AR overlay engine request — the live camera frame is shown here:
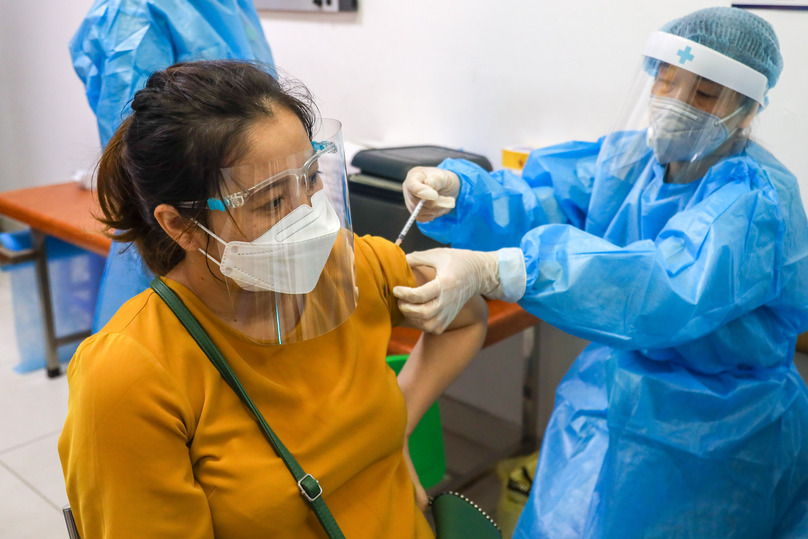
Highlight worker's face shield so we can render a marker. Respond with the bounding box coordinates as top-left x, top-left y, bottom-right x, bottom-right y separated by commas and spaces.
197, 118, 357, 344
596, 32, 765, 184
